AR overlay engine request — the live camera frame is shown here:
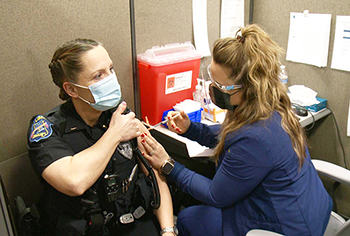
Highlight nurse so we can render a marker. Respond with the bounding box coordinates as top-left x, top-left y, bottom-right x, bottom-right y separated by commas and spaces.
140, 24, 332, 236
